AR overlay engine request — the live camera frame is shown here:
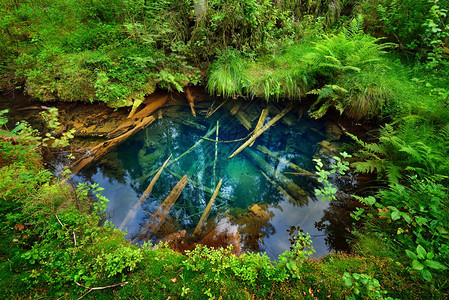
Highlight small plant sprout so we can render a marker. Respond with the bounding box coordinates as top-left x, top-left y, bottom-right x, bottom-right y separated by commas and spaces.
314, 152, 351, 201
